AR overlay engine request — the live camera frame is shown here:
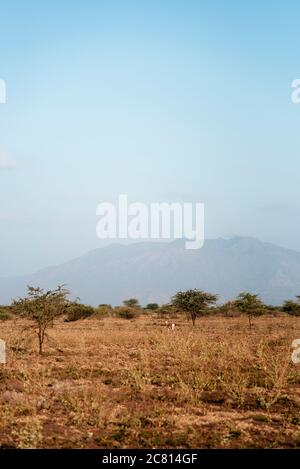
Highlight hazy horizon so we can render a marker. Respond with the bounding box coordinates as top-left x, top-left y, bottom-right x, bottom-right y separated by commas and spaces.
1, 234, 300, 279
